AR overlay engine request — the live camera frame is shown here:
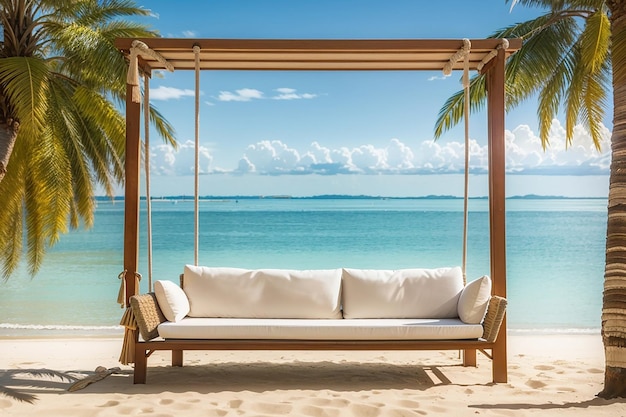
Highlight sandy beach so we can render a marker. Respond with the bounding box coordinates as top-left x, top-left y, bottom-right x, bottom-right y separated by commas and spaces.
1, 334, 625, 416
